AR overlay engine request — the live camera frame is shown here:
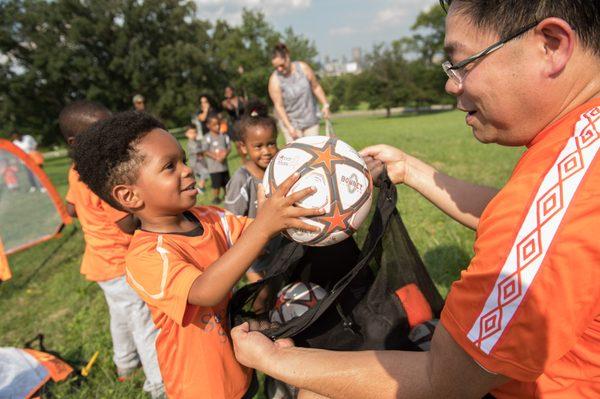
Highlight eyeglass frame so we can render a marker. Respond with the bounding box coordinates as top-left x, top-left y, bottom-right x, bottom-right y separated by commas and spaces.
442, 21, 540, 85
